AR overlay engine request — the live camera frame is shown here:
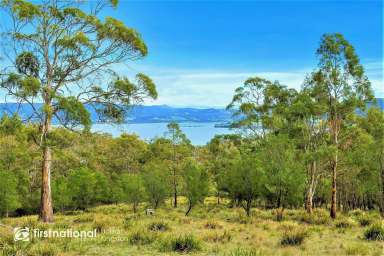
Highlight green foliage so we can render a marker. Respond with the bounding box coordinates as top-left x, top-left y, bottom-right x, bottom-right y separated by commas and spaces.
97, 17, 147, 56
52, 177, 71, 211
142, 160, 169, 208
68, 167, 97, 208
0, 170, 20, 216
223, 152, 263, 216
56, 96, 91, 131
261, 134, 305, 209
0, 114, 23, 135
65, 167, 109, 209
183, 158, 209, 215
15, 51, 39, 77
120, 173, 146, 213
364, 224, 384, 241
